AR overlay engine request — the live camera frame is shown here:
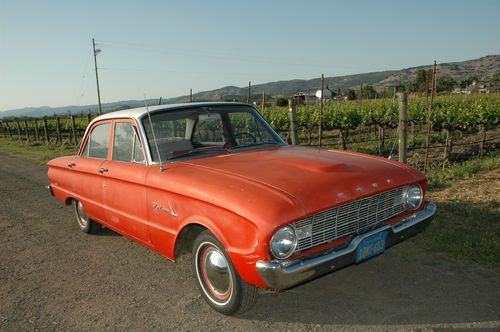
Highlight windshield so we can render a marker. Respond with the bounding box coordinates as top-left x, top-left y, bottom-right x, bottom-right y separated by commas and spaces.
142, 105, 284, 162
